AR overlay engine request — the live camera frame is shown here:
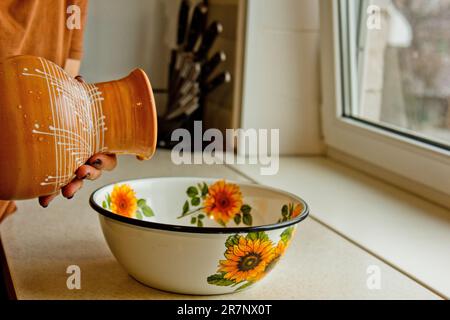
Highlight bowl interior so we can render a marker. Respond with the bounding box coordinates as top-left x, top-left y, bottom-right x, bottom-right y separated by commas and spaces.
91, 177, 307, 229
